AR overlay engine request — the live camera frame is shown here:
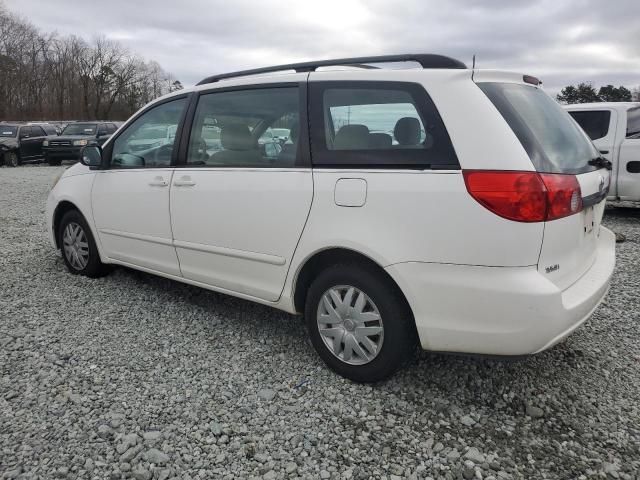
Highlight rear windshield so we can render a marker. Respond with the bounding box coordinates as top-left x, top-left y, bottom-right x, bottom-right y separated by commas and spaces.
627, 107, 640, 138
479, 83, 598, 174
0, 126, 18, 137
62, 123, 97, 136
